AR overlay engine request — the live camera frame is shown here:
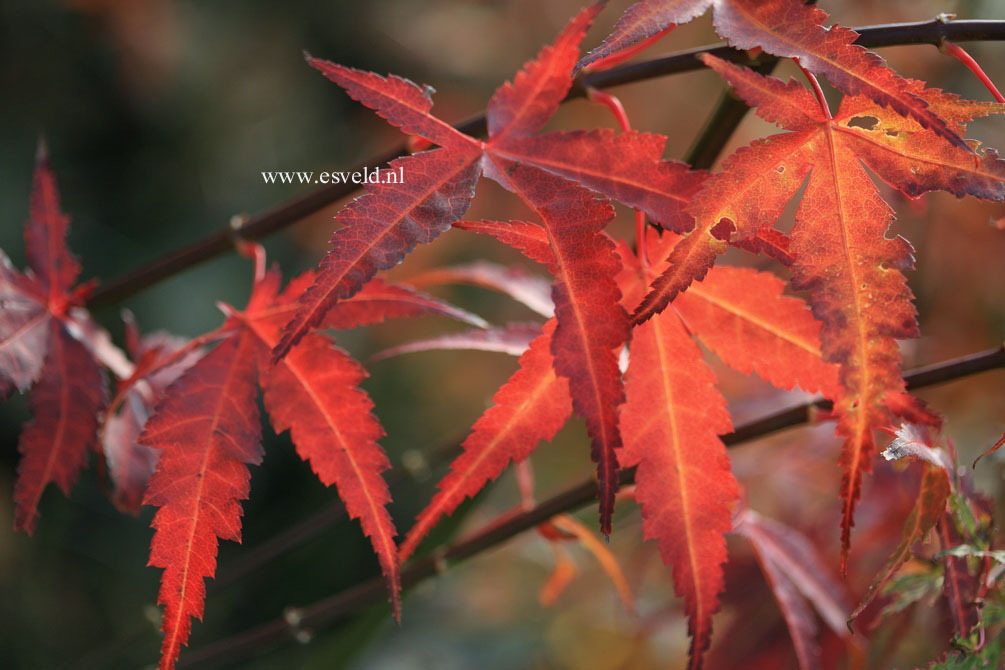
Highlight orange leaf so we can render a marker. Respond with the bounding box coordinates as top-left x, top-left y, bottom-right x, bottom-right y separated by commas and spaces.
619, 247, 738, 670
550, 513, 635, 615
